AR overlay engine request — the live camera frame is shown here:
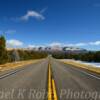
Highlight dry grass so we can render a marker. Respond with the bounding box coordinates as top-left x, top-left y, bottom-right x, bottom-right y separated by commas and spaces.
0, 60, 40, 72
62, 60, 100, 74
